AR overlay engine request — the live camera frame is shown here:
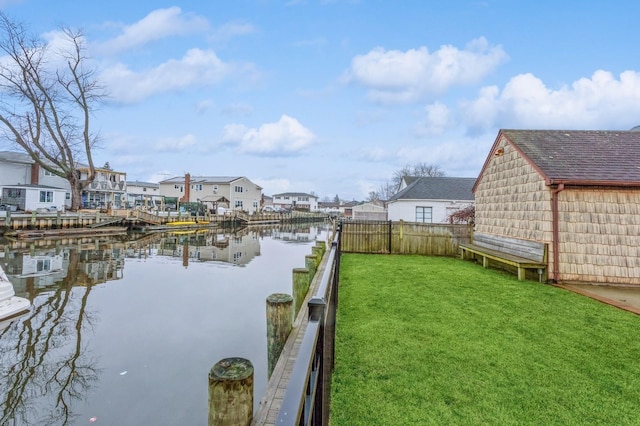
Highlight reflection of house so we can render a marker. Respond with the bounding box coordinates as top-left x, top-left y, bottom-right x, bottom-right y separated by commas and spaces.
159, 174, 262, 214
1, 247, 125, 295
273, 227, 315, 242
2, 184, 67, 211
126, 181, 162, 209
272, 192, 318, 211
157, 230, 261, 266
474, 129, 640, 285
79, 165, 127, 209
387, 177, 475, 223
